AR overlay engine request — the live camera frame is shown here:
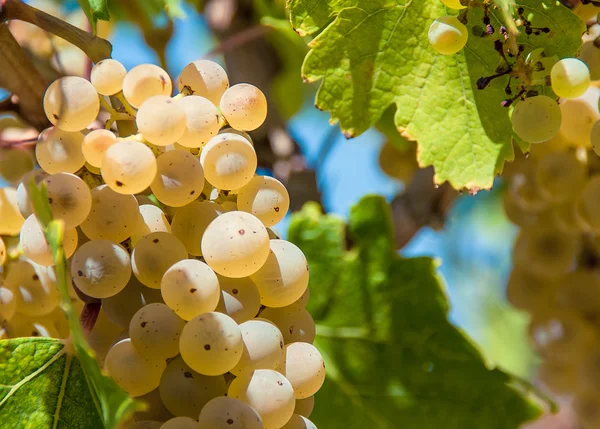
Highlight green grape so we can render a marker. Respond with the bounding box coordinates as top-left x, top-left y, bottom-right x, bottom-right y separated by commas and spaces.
428, 16, 468, 55
71, 240, 131, 299
160, 417, 200, 429
130, 204, 171, 246
577, 176, 600, 233
441, 0, 466, 9
177, 60, 229, 105
176, 95, 220, 148
228, 369, 295, 429
20, 214, 78, 266
261, 305, 316, 344
505, 266, 557, 313
580, 40, 600, 81
6, 313, 60, 338
231, 319, 285, 376
559, 87, 600, 148
551, 58, 591, 99
90, 59, 126, 96
123, 64, 172, 108
0, 186, 25, 235
511, 96, 562, 144
131, 232, 188, 289
160, 259, 220, 321
7, 260, 58, 317
529, 312, 594, 362
158, 356, 226, 418
129, 303, 185, 360
133, 388, 175, 423
0, 286, 16, 323
294, 397, 314, 419
280, 343, 325, 399
43, 173, 92, 229
215, 275, 261, 323
377, 142, 418, 183
281, 414, 317, 429
82, 129, 117, 168
179, 312, 243, 376
36, 127, 85, 174
591, 119, 600, 156
101, 140, 158, 194
220, 84, 268, 131
101, 276, 146, 329
198, 396, 263, 429
534, 151, 586, 203
200, 133, 257, 190
43, 76, 100, 132
171, 201, 220, 256
0, 148, 34, 184
150, 150, 205, 207
237, 176, 290, 227
136, 95, 186, 146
